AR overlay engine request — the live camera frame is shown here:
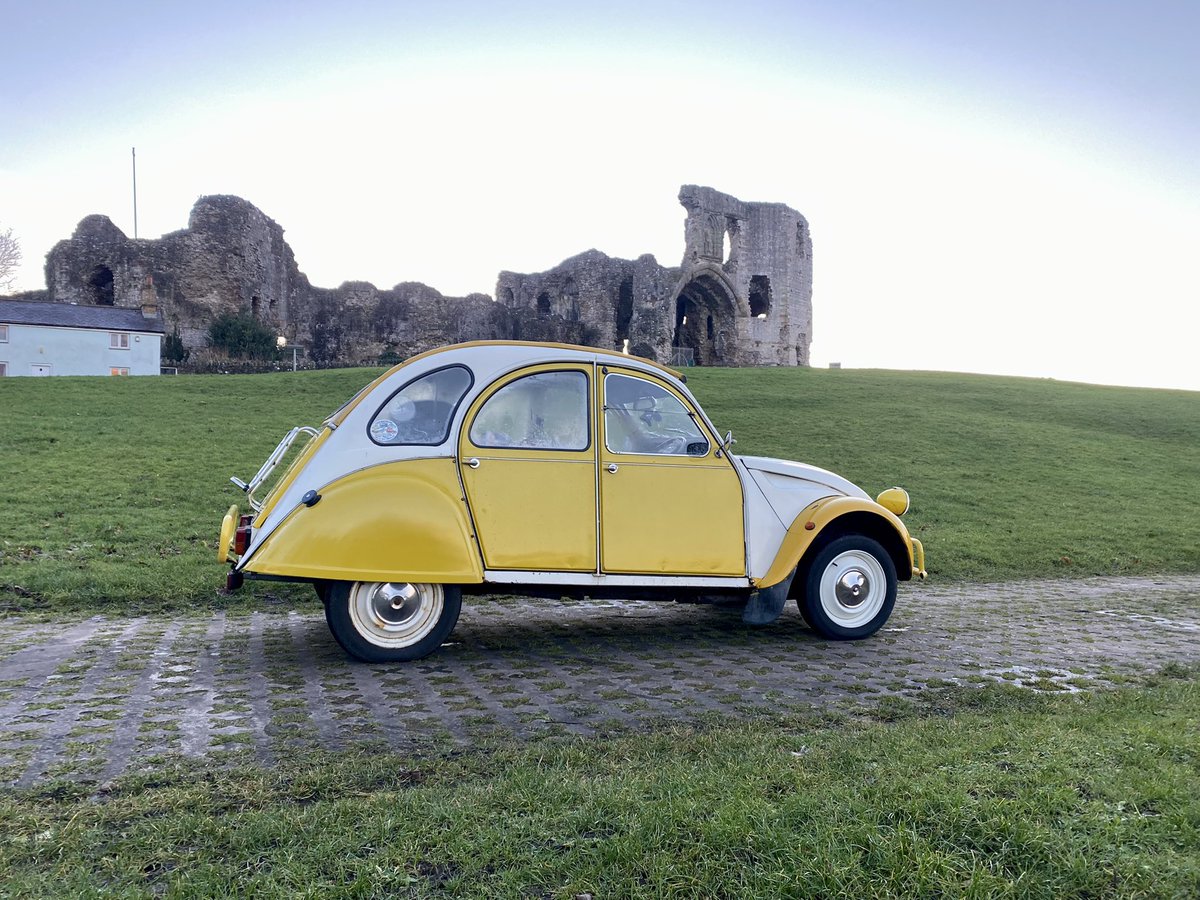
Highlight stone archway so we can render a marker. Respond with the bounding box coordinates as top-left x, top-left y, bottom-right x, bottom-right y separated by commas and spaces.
671, 272, 737, 366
